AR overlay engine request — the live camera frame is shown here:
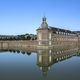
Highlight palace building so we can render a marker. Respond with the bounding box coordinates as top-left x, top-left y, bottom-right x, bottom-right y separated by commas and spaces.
37, 16, 80, 49
0, 16, 80, 50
